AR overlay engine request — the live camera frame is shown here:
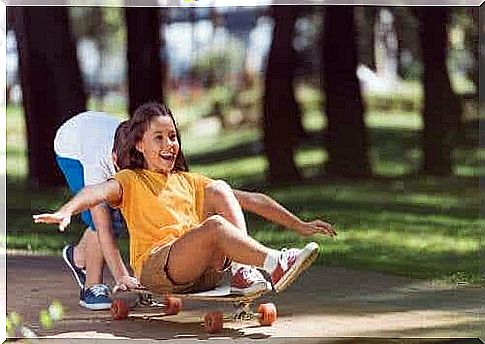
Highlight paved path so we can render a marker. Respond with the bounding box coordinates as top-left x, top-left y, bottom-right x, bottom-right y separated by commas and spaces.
6, 254, 484, 343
